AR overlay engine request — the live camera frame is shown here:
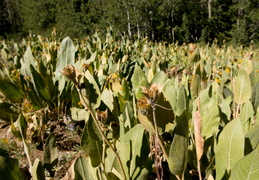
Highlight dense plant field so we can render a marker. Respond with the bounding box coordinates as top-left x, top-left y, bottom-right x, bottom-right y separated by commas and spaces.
0, 30, 259, 180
